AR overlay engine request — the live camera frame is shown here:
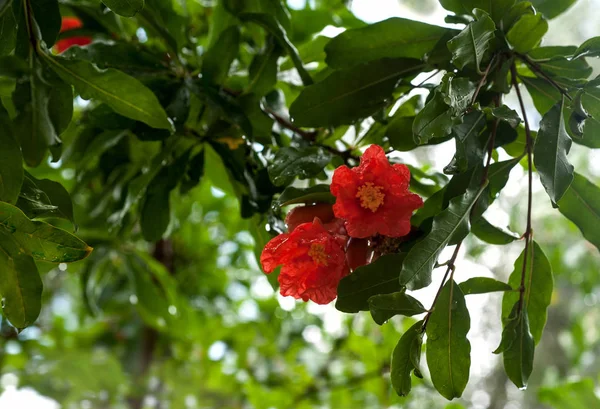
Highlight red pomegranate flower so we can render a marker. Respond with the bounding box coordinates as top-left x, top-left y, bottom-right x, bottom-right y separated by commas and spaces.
330, 145, 423, 238
285, 203, 335, 232
55, 16, 92, 54
260, 219, 349, 304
